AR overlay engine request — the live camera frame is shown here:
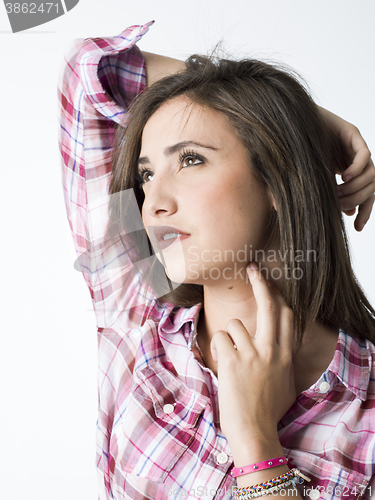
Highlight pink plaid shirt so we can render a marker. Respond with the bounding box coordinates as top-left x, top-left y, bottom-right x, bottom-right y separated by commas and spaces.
58, 22, 375, 500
